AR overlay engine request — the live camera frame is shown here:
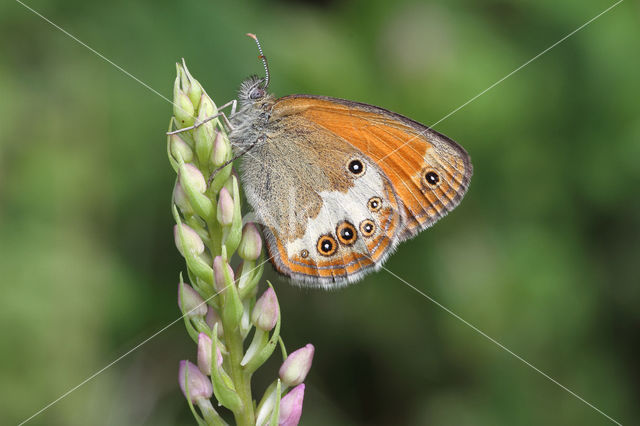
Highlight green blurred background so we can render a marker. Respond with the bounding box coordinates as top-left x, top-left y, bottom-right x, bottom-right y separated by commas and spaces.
1, 0, 639, 424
